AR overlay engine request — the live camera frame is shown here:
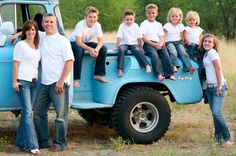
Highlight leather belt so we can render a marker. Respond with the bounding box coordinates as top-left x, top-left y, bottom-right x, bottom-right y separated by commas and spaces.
207, 82, 226, 88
